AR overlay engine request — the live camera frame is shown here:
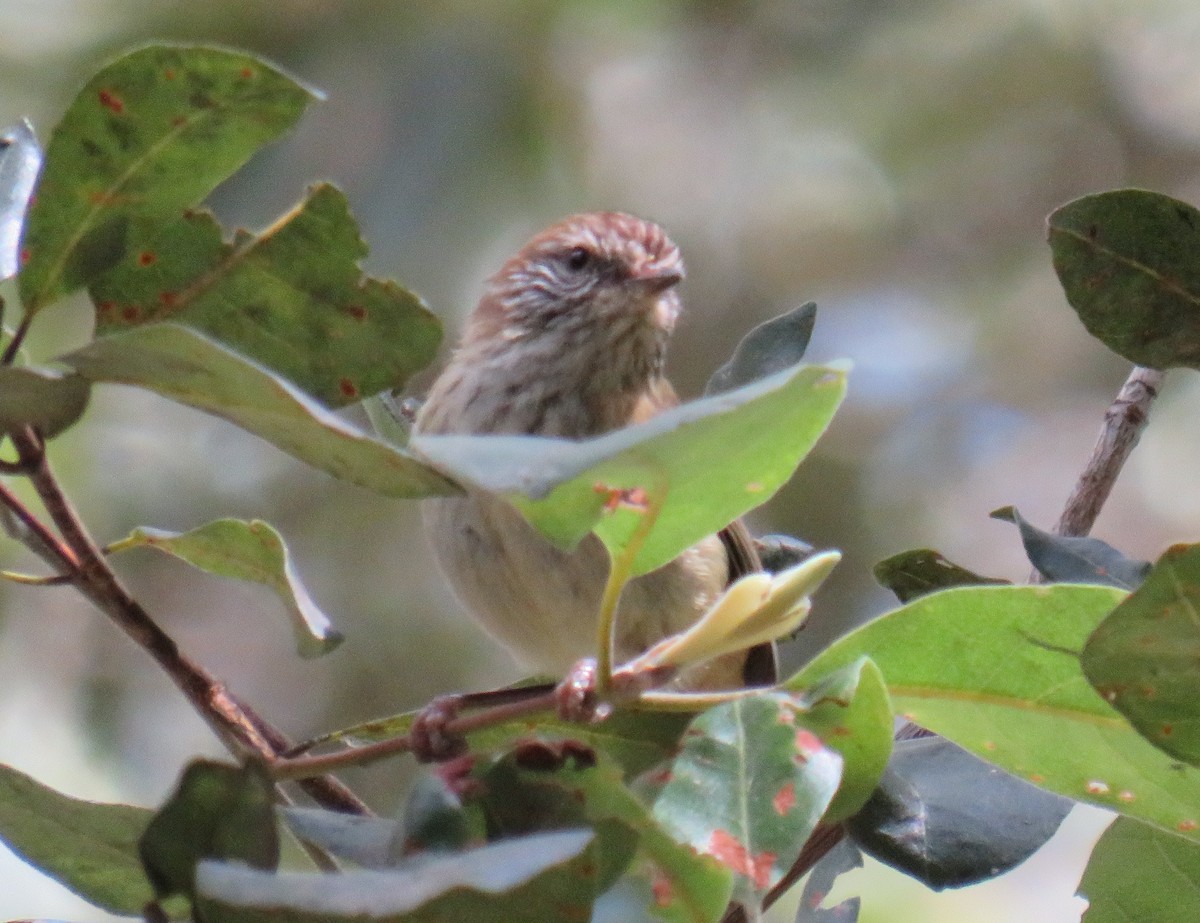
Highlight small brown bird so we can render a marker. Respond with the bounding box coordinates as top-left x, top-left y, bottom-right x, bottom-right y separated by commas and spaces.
416, 212, 773, 692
